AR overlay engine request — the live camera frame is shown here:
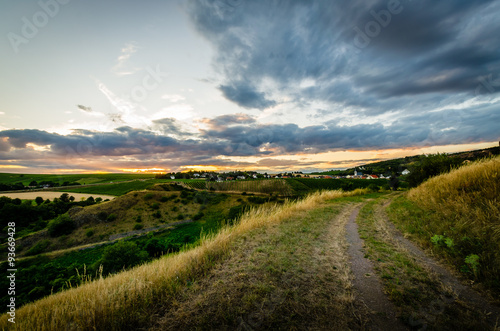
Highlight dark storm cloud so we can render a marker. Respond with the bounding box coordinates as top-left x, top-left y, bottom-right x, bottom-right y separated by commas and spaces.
185, 0, 500, 114
219, 83, 276, 110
